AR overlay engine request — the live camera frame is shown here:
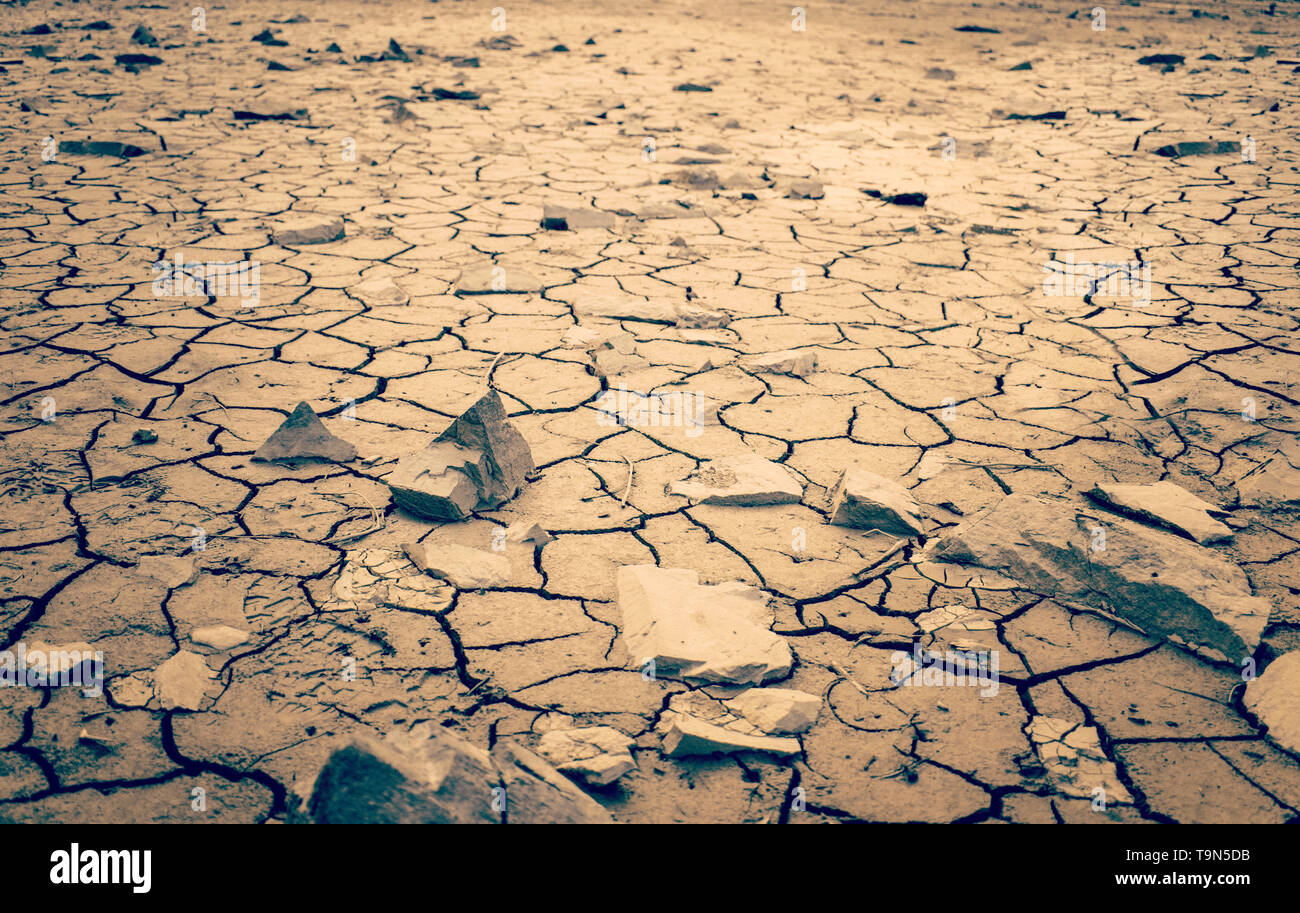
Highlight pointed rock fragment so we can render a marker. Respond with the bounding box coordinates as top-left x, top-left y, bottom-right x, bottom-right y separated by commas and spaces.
386, 389, 534, 521
787, 180, 824, 199
310, 730, 499, 824
490, 741, 614, 823
505, 521, 553, 547
253, 402, 357, 464
828, 469, 927, 536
